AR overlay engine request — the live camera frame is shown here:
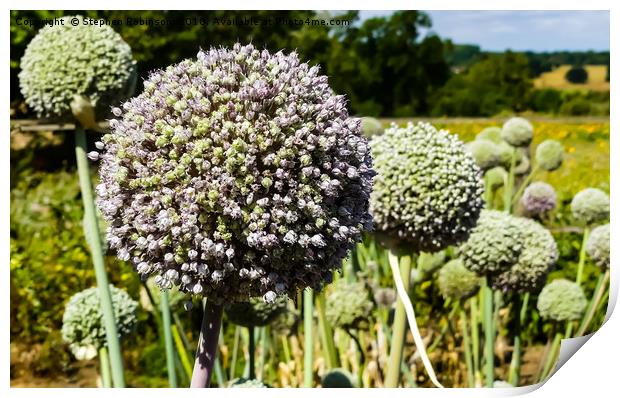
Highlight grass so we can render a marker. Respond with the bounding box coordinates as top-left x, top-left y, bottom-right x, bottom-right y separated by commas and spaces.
533, 65, 609, 92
